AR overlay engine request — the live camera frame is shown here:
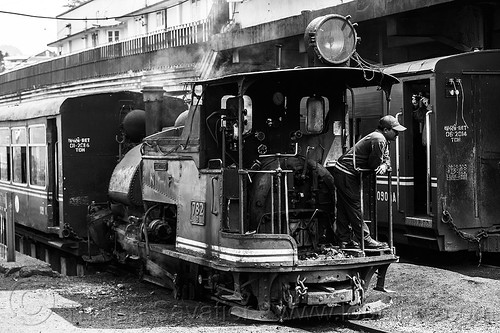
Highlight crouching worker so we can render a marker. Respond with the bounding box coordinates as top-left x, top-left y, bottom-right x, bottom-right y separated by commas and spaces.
332, 115, 406, 249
